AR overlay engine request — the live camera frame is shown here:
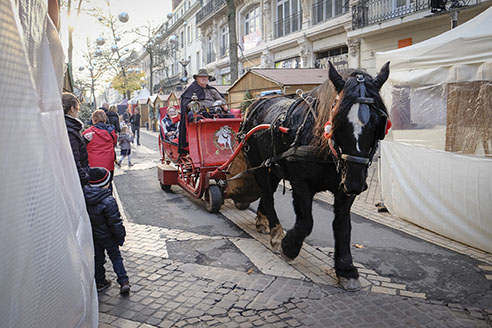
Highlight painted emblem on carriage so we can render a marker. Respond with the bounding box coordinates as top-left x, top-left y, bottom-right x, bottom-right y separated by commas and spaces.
213, 126, 236, 155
